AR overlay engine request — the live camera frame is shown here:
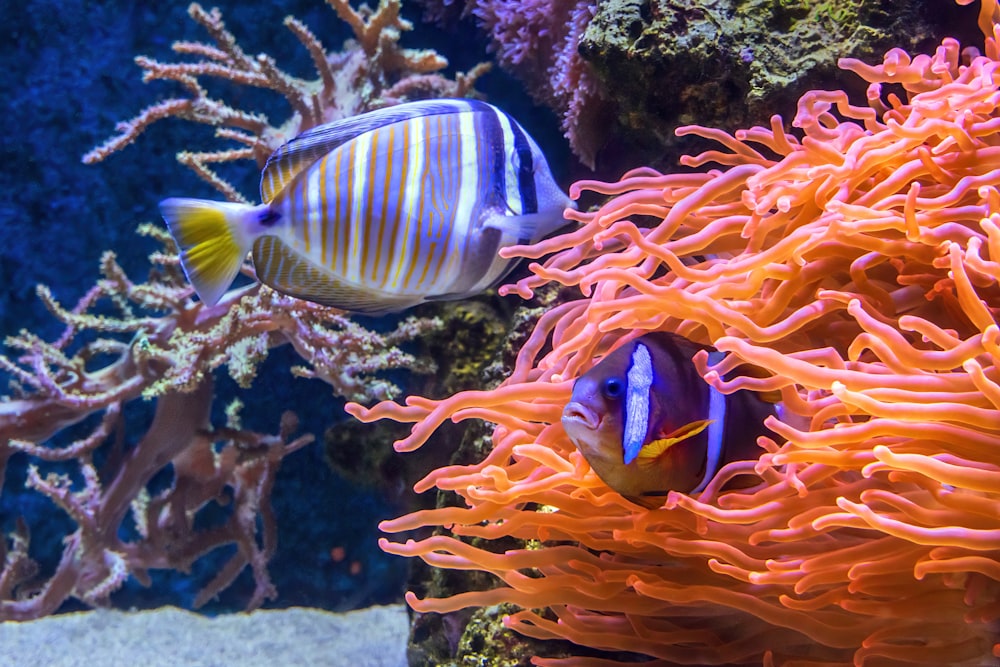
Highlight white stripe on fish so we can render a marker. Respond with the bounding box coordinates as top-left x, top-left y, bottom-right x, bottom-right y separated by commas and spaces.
160, 99, 574, 314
